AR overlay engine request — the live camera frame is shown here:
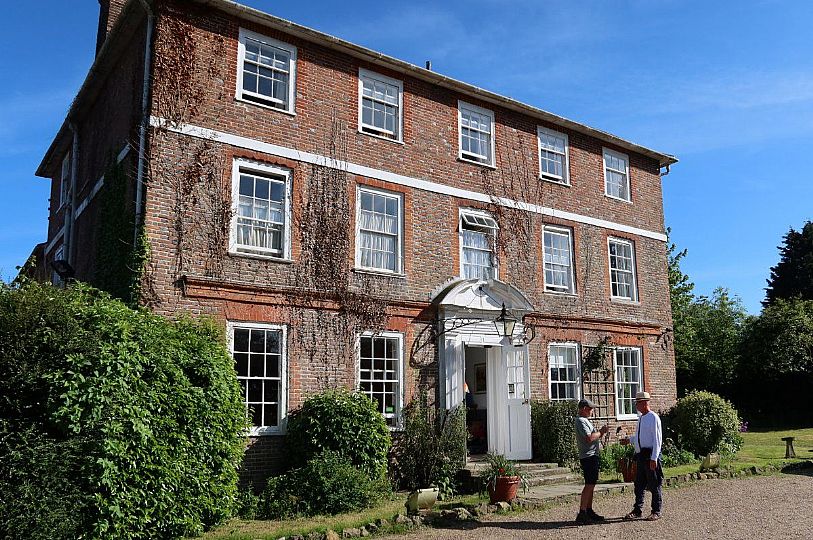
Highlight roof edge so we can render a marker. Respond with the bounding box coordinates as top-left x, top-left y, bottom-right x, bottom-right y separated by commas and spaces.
35, 0, 146, 178
194, 0, 677, 167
